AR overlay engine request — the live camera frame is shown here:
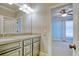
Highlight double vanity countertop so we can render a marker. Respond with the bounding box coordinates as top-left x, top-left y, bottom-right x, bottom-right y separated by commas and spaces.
0, 35, 41, 45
